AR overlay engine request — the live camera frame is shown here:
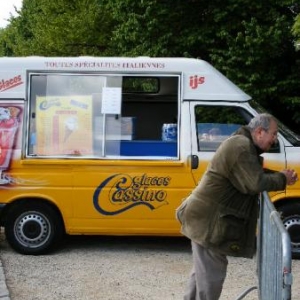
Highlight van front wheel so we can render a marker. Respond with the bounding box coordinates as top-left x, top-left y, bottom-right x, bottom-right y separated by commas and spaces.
5, 202, 64, 255
278, 202, 300, 259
